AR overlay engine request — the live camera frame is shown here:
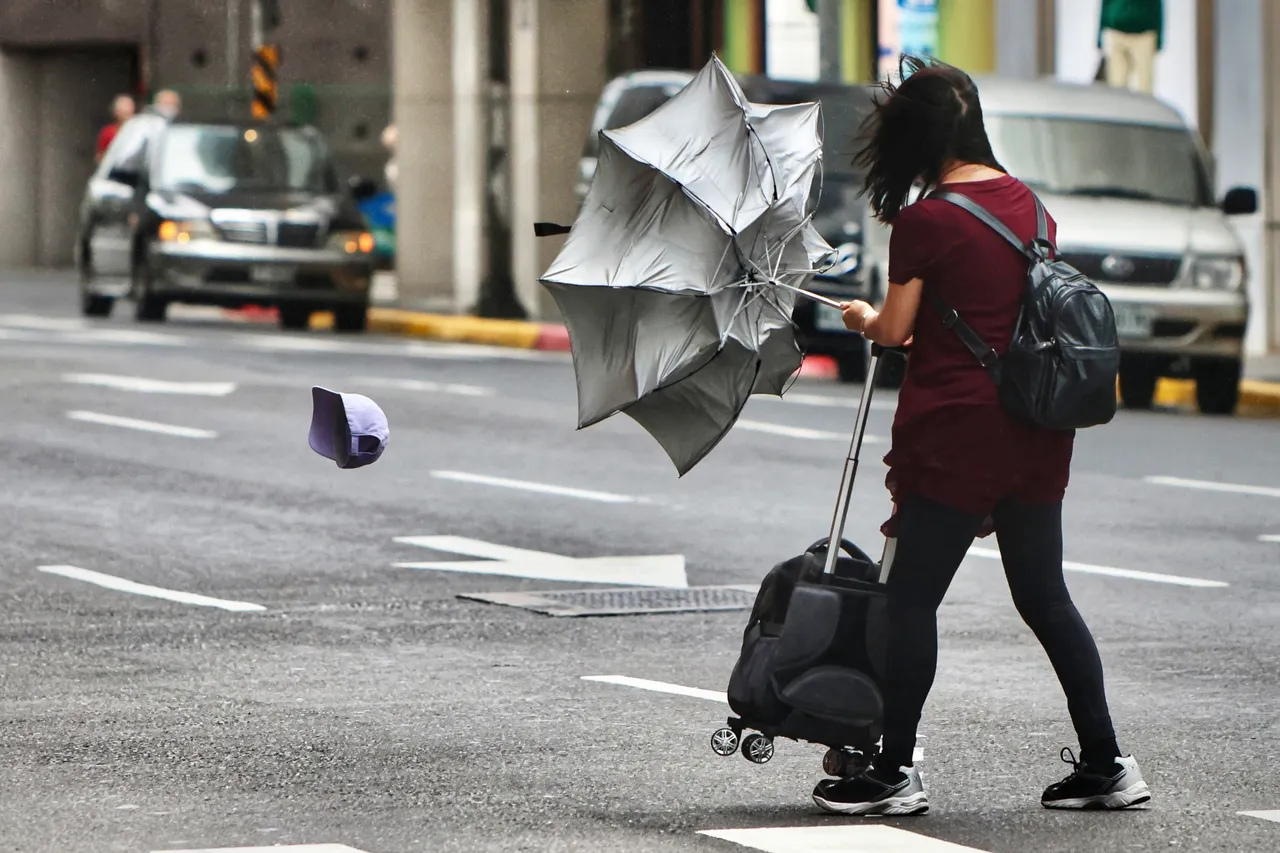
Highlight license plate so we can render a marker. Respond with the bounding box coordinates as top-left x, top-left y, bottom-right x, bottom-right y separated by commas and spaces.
1113, 305, 1154, 338
815, 303, 851, 333
250, 265, 296, 284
